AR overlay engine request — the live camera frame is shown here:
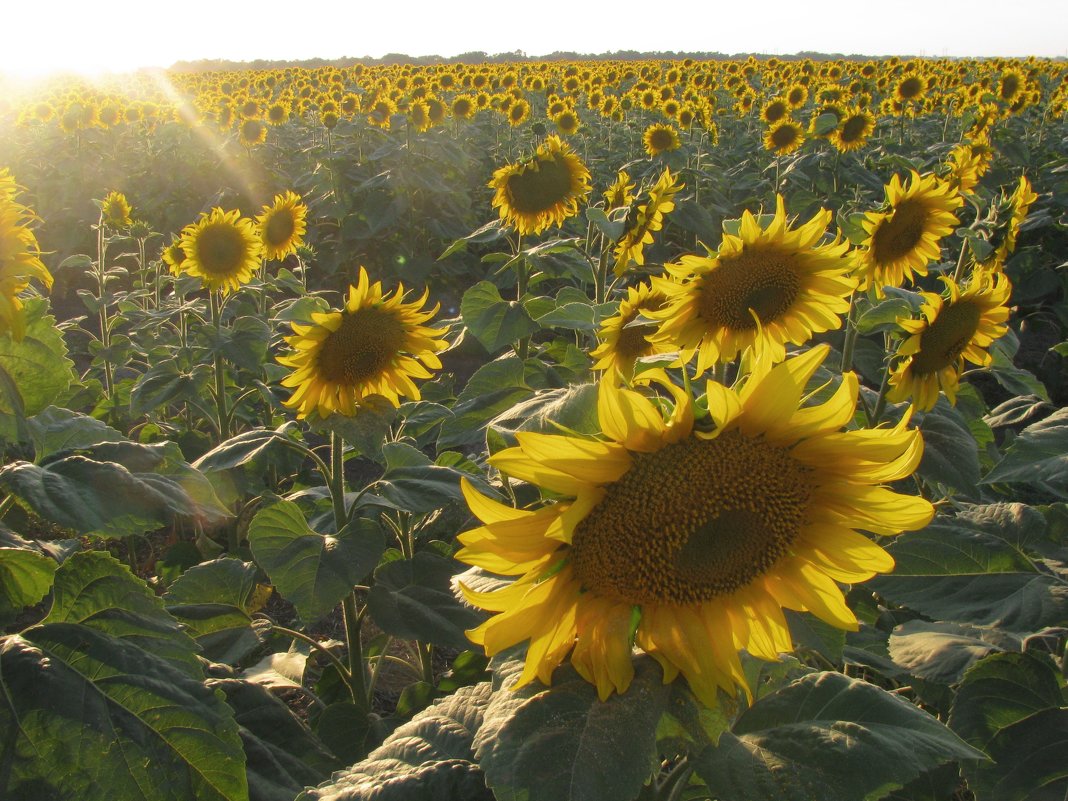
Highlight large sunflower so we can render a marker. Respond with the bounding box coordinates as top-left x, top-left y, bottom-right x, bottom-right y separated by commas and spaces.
179, 208, 262, 295
590, 283, 671, 376
0, 182, 53, 341
887, 270, 1011, 410
257, 191, 308, 262
489, 135, 591, 236
854, 171, 962, 294
651, 195, 856, 373
278, 267, 447, 418
612, 169, 683, 276
457, 345, 933, 706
